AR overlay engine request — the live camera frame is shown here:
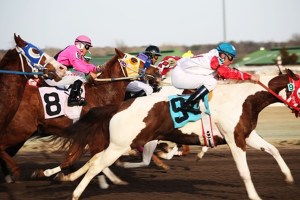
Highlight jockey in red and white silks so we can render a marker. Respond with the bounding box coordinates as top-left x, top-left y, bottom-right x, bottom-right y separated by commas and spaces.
172, 49, 252, 90
171, 42, 260, 112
